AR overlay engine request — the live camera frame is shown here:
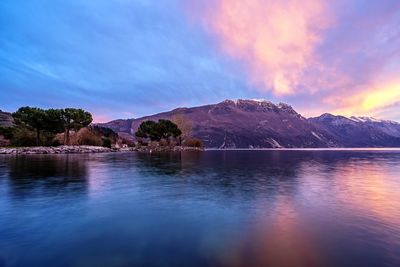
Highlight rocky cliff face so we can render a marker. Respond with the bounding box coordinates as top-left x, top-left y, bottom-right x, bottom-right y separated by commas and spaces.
0, 110, 14, 146
0, 110, 14, 128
